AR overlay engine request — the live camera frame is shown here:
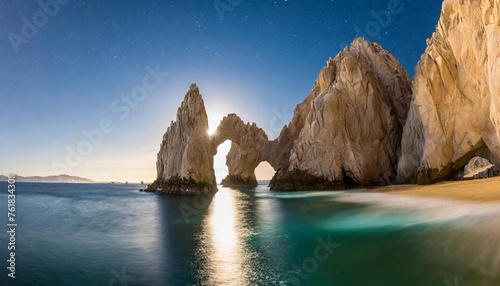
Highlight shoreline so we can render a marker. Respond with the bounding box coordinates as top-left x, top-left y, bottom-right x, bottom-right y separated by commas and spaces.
378, 177, 500, 203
